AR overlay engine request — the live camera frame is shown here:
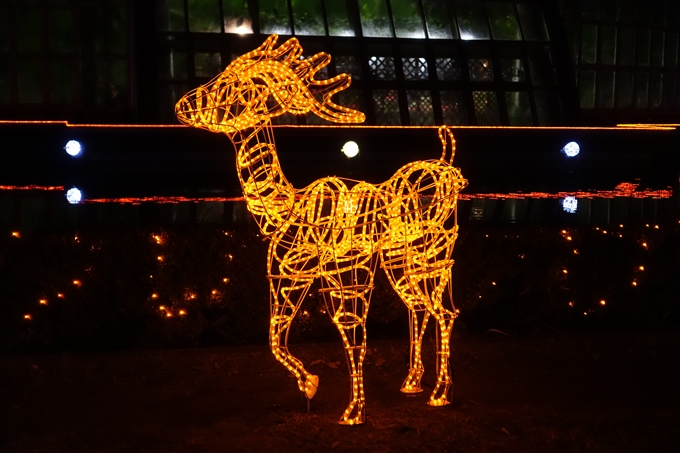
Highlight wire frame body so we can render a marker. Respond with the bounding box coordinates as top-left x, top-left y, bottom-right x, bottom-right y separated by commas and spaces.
176, 35, 468, 425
